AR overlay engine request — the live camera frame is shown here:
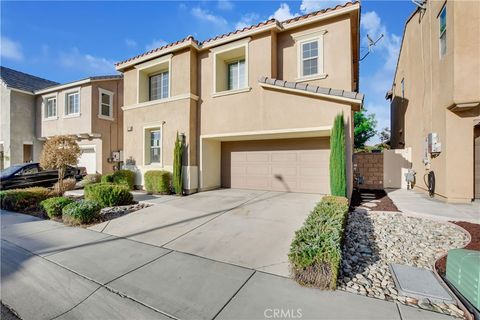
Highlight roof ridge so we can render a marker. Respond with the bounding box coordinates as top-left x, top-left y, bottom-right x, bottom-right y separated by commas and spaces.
115, 1, 358, 67
0, 66, 59, 85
